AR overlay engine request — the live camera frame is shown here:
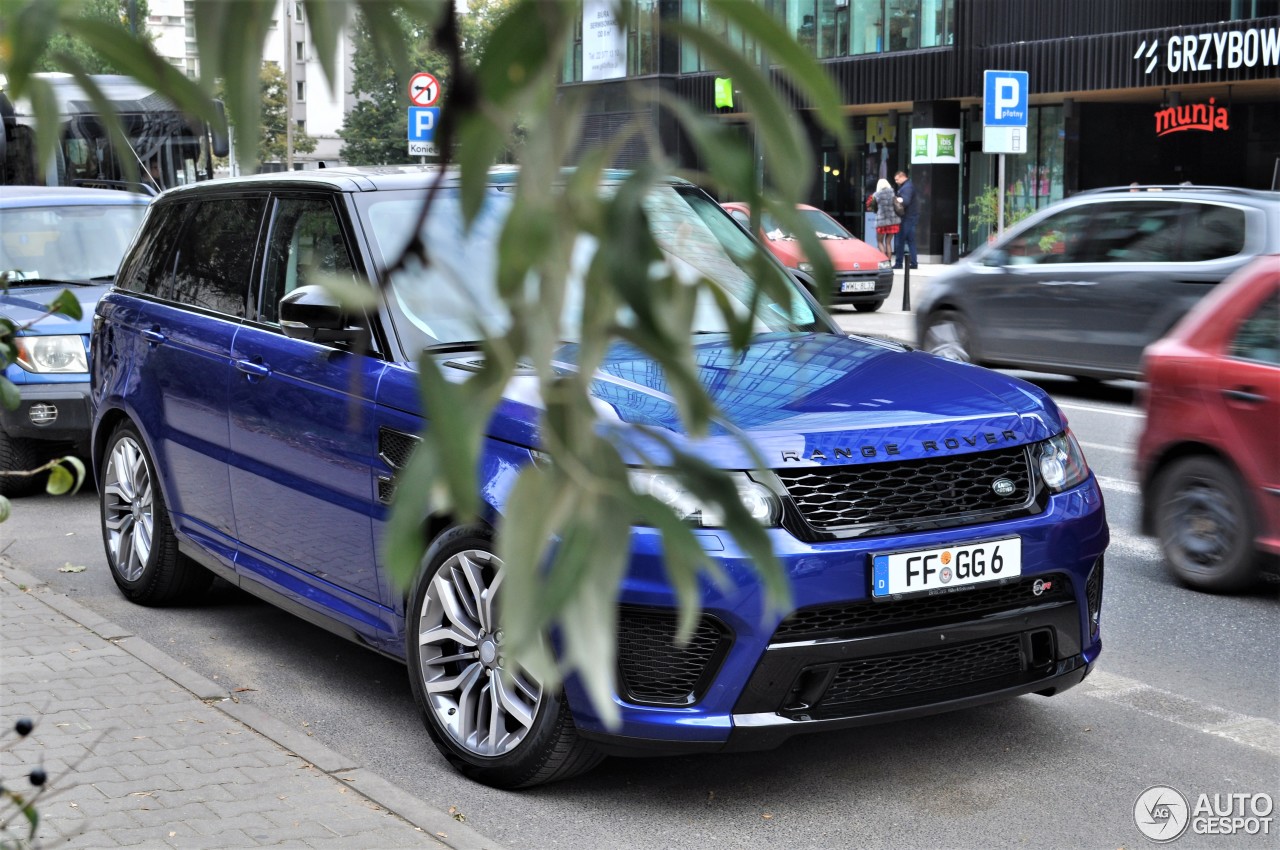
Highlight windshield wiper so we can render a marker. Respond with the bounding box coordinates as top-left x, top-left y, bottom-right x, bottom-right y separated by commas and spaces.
423, 339, 488, 354
0, 276, 92, 287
